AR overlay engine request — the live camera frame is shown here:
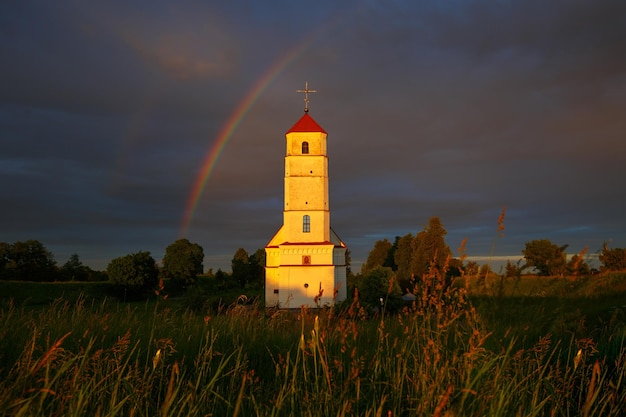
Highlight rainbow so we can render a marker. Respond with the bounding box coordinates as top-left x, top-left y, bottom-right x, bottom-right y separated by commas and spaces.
179, 35, 321, 237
